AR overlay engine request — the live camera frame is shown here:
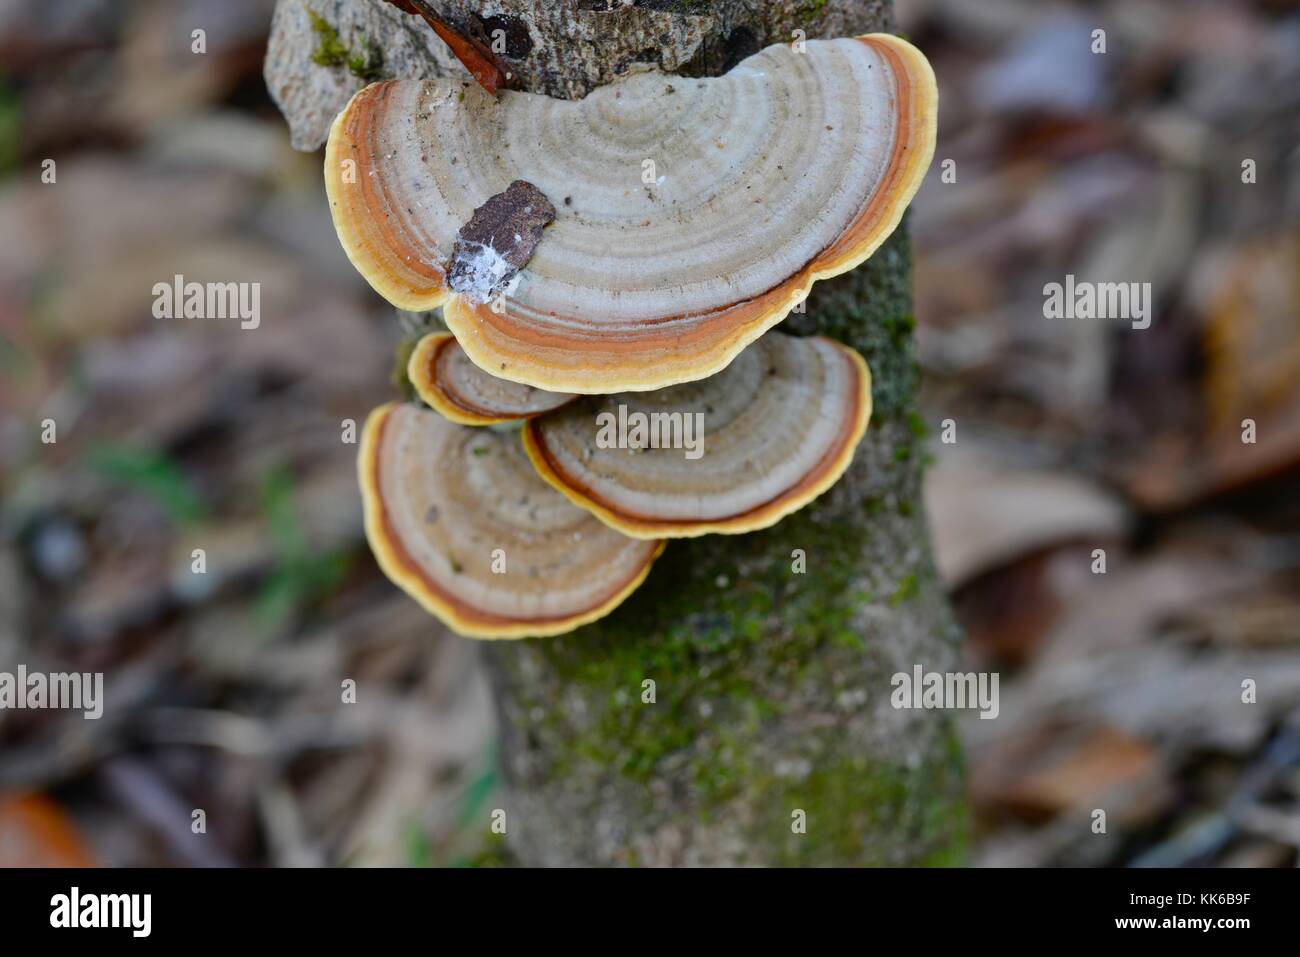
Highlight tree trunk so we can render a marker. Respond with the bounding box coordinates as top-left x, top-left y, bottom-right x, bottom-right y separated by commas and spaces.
266, 0, 967, 866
